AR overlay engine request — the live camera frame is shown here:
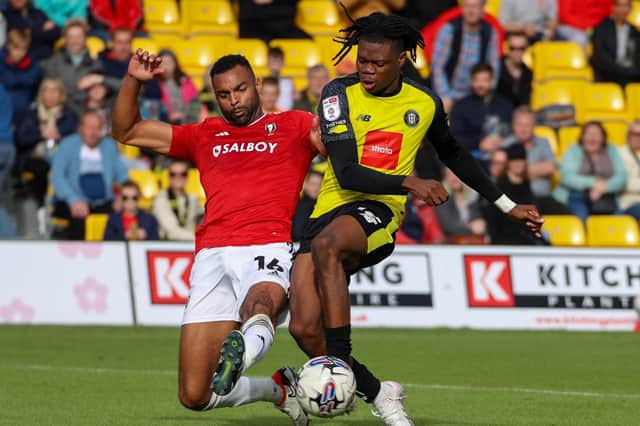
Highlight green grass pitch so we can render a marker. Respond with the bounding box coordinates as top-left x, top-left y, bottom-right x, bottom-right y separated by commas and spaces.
1, 326, 639, 425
